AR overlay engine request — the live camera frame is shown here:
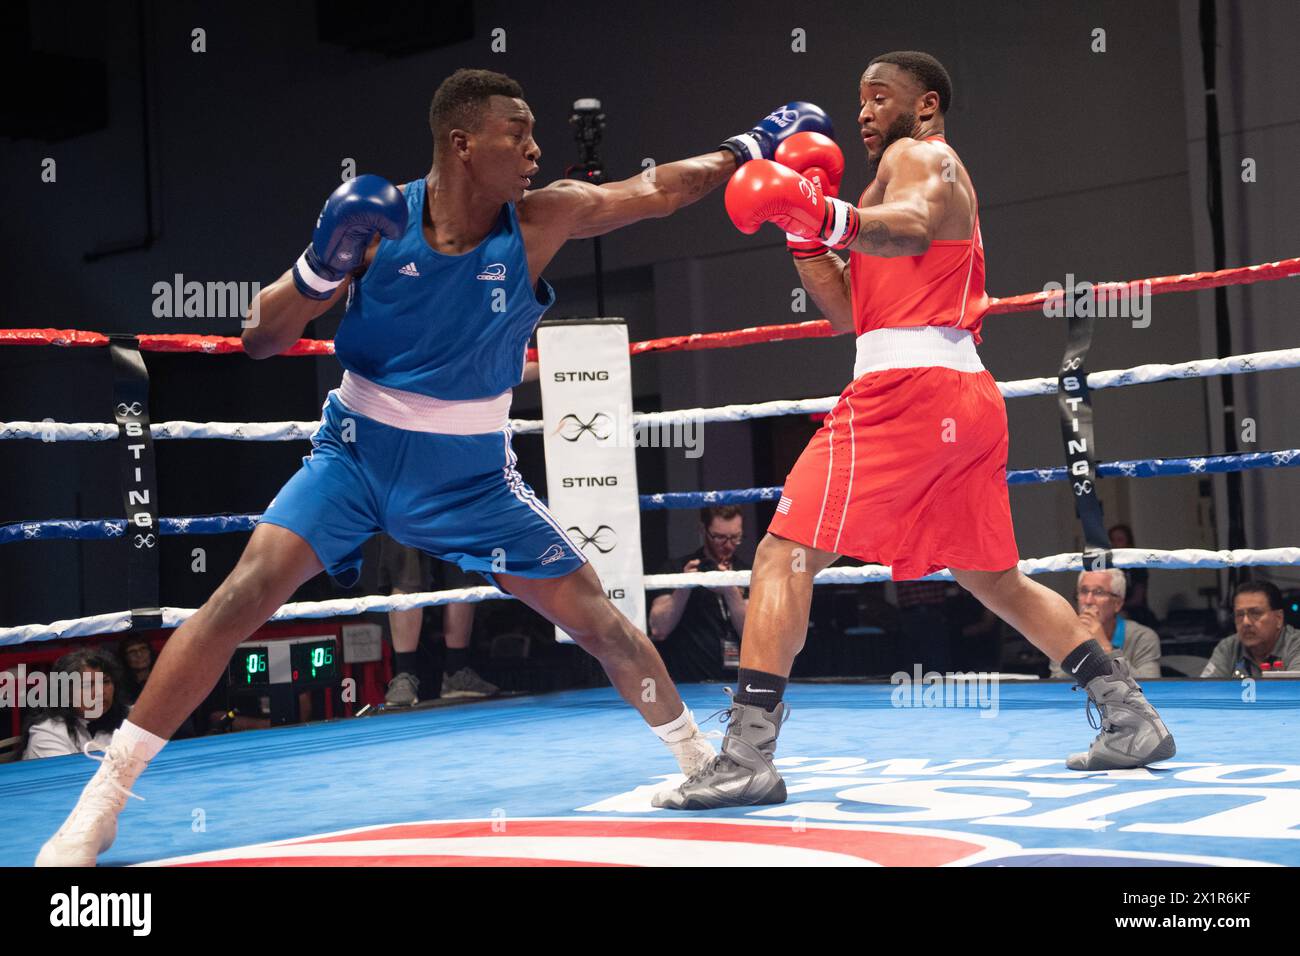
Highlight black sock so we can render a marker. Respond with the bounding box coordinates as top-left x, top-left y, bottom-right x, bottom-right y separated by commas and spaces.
734, 668, 787, 711
393, 651, 418, 676
1062, 639, 1114, 686
444, 646, 470, 675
